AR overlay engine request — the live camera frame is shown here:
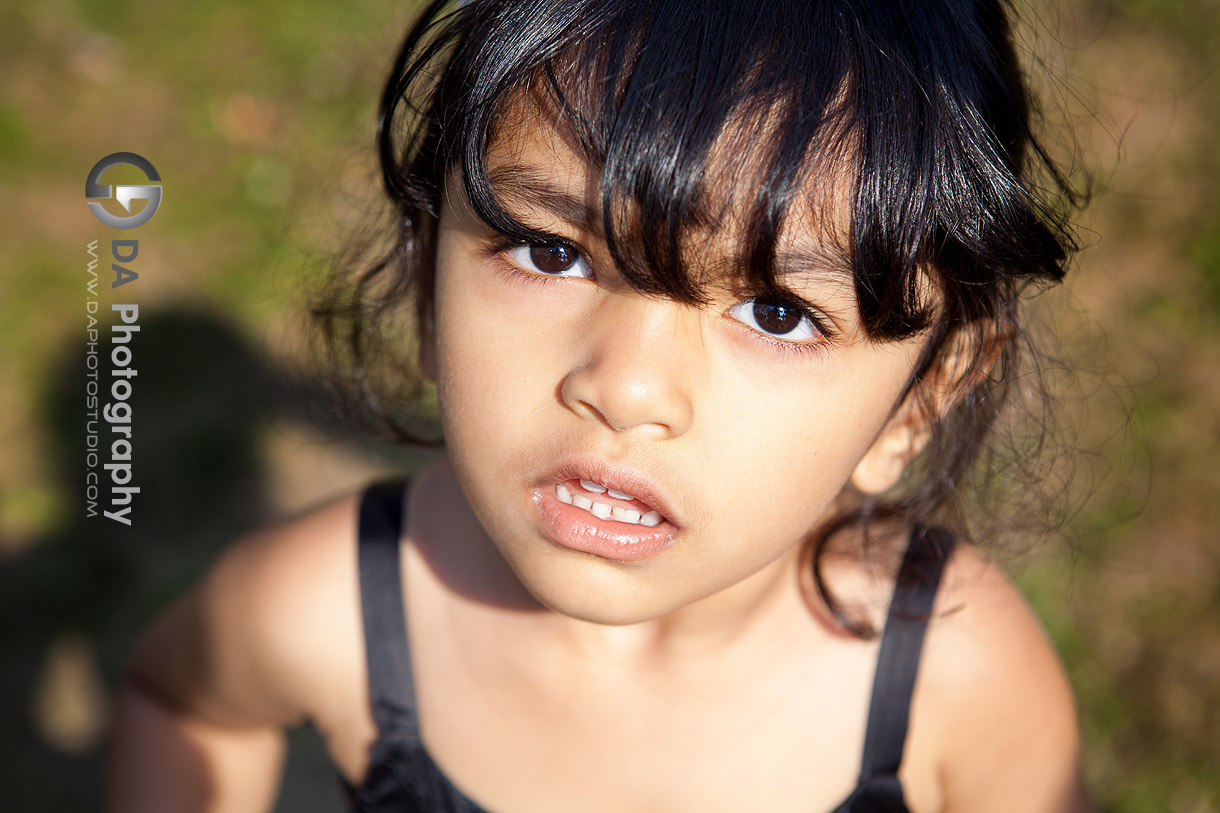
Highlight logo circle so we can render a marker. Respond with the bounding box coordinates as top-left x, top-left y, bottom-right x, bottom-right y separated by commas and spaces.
85, 152, 163, 229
